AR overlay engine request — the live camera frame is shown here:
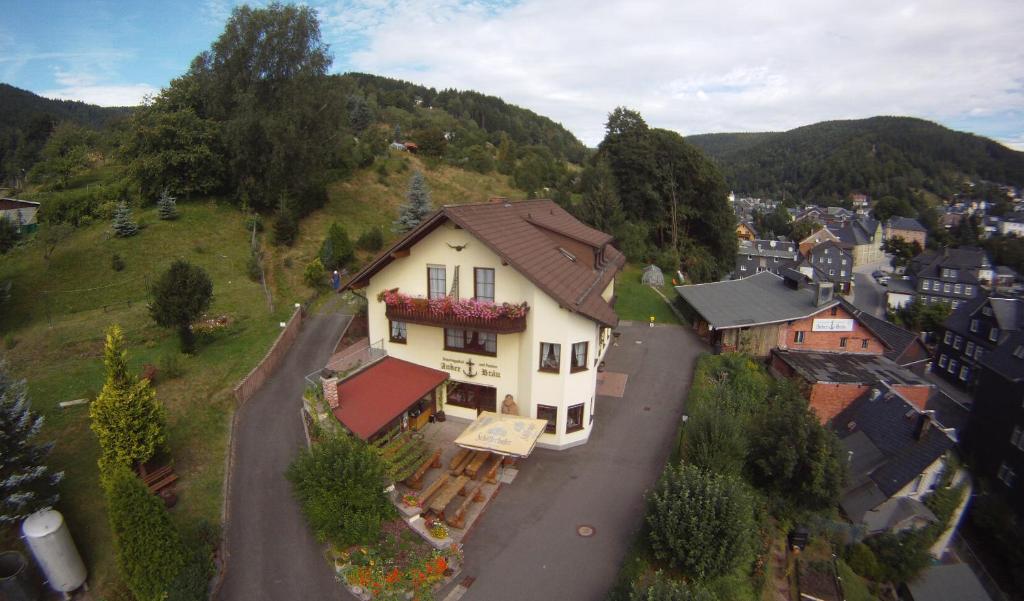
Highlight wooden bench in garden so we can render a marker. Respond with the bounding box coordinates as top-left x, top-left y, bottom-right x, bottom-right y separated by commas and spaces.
417, 473, 449, 508
446, 480, 486, 529
139, 465, 178, 494
464, 451, 490, 479
428, 475, 470, 518
404, 449, 442, 490
483, 454, 503, 484
448, 448, 471, 471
